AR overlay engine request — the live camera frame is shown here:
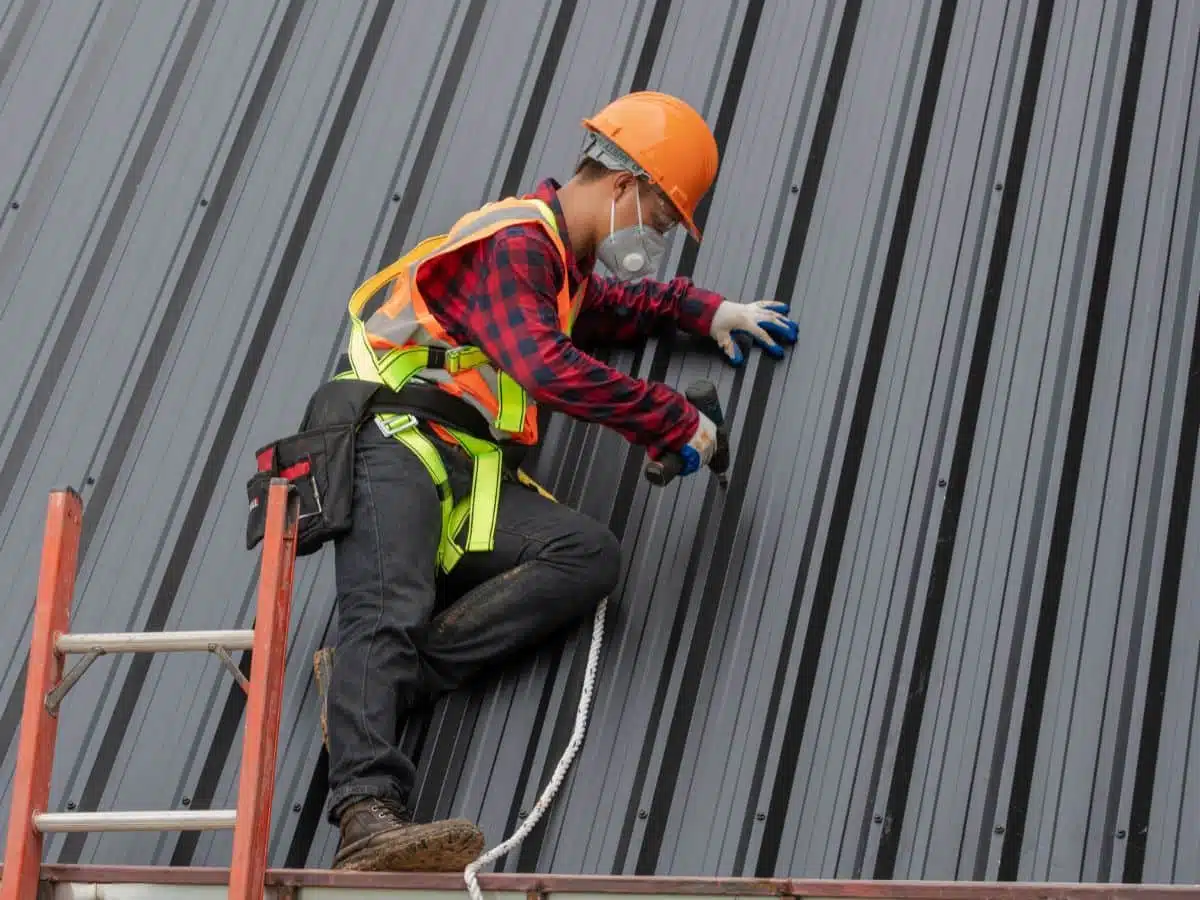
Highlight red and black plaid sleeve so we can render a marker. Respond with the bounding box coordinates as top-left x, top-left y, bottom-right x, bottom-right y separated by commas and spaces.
571, 271, 725, 347
452, 224, 698, 457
